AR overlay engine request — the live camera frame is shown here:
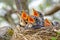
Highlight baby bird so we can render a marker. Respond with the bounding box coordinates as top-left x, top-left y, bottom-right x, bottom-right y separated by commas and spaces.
44, 18, 52, 27
52, 21, 59, 26
24, 9, 44, 29
19, 16, 26, 27
19, 11, 28, 27
31, 9, 44, 28
25, 16, 35, 29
